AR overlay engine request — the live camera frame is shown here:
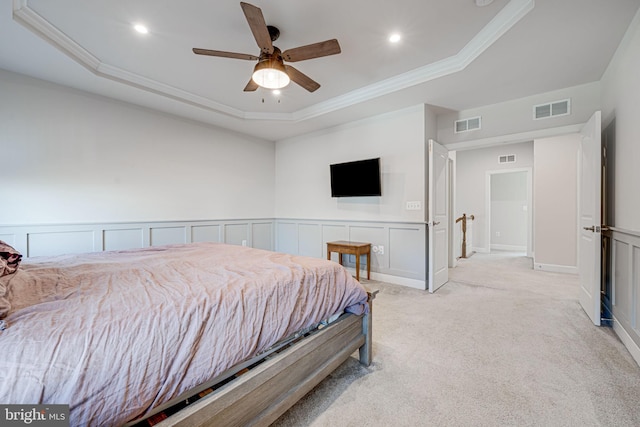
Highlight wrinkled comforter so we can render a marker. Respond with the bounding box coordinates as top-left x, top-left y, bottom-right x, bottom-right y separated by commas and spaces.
0, 242, 368, 426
